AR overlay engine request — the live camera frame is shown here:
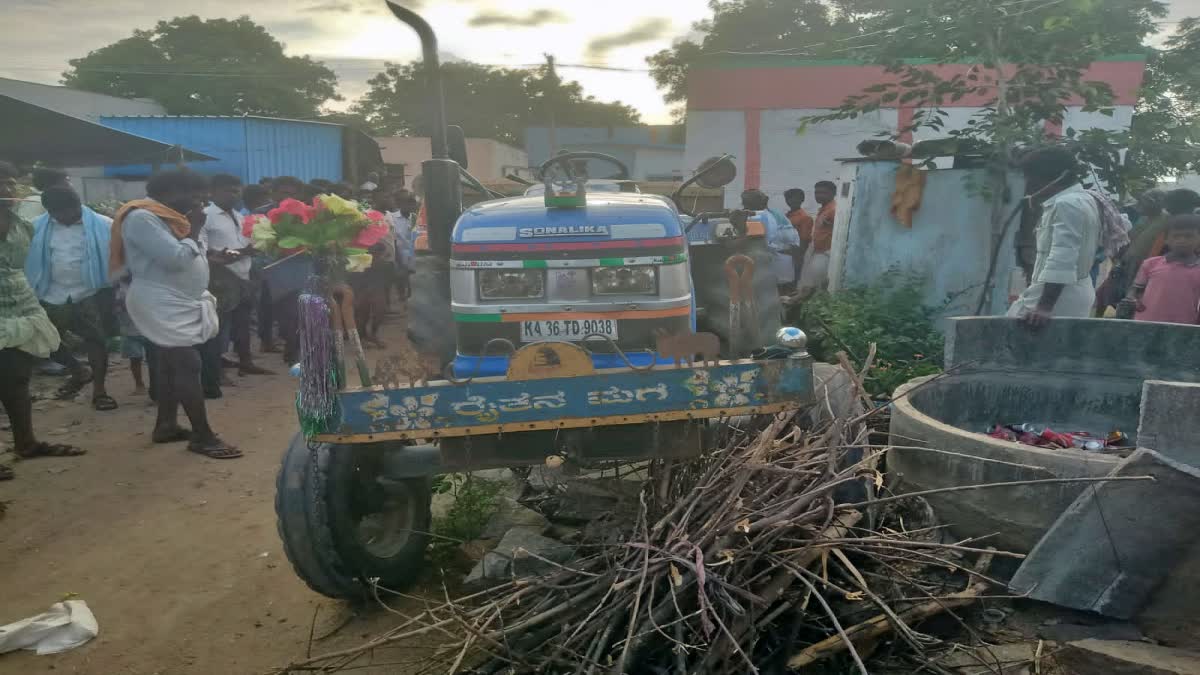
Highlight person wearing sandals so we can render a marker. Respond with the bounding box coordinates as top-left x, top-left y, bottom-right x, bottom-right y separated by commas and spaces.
0, 161, 86, 480
26, 186, 120, 411
111, 169, 241, 460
